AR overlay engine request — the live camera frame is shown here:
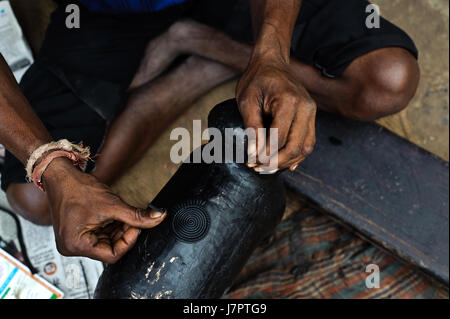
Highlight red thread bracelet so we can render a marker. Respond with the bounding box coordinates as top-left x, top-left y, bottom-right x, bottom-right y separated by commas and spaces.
31, 150, 87, 191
